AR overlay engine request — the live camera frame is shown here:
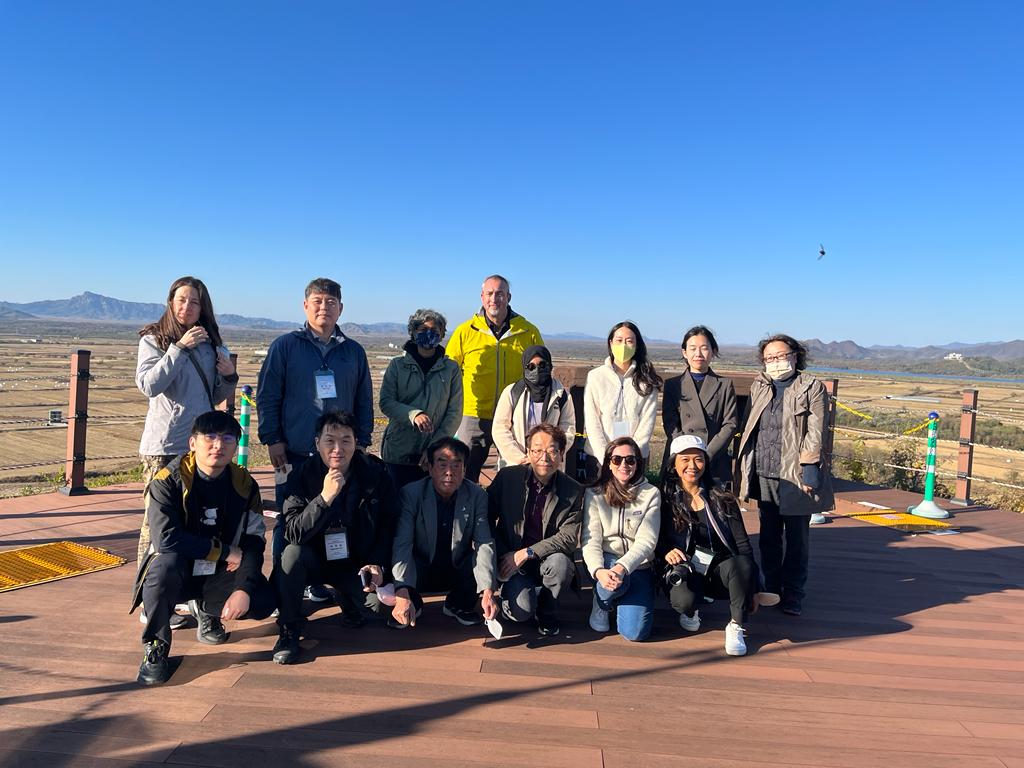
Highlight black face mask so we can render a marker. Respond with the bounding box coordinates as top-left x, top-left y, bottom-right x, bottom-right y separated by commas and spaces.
523, 366, 552, 400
